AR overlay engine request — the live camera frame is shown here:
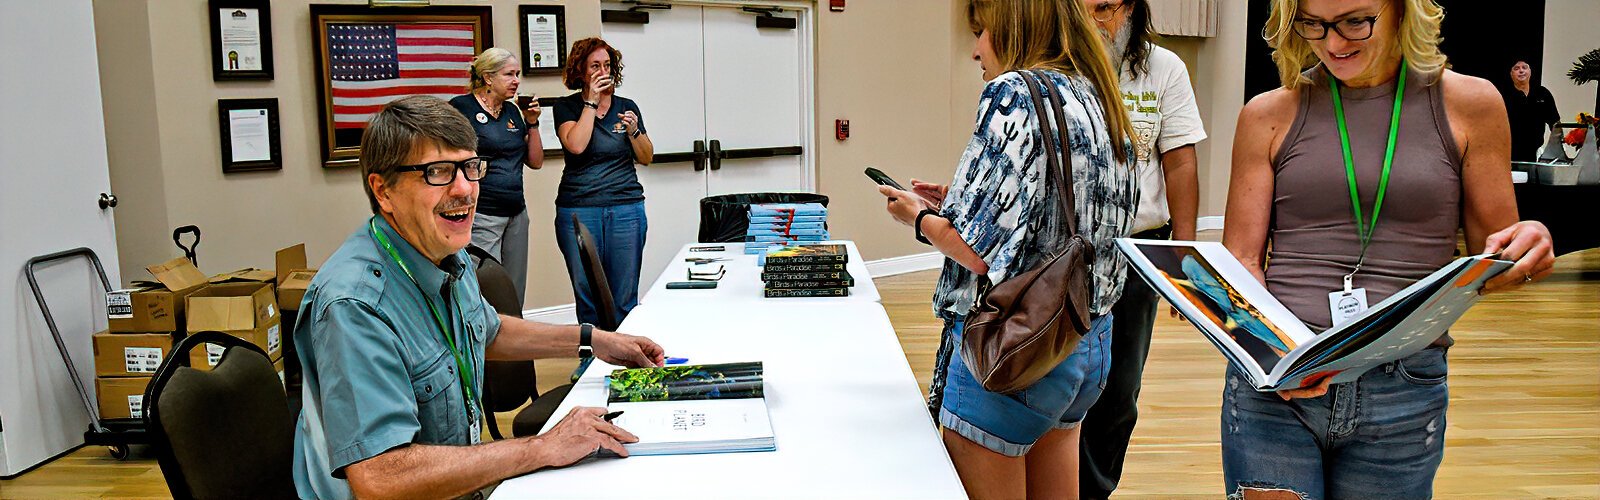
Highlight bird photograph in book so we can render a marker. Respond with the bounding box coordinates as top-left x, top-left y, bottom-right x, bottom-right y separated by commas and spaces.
1116, 239, 1512, 392
764, 244, 848, 265
607, 362, 764, 403
605, 362, 774, 455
